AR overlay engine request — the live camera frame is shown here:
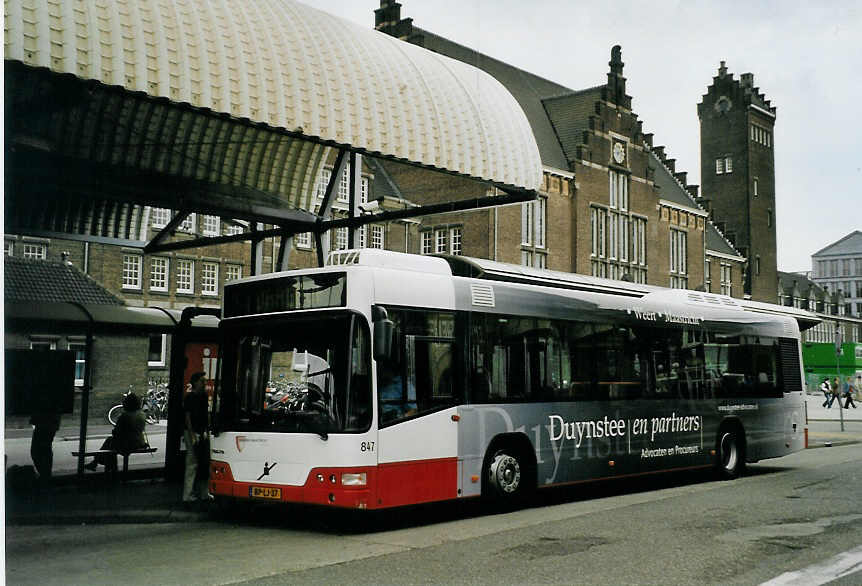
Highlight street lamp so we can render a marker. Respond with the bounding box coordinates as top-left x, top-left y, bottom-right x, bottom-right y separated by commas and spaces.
835, 321, 844, 432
